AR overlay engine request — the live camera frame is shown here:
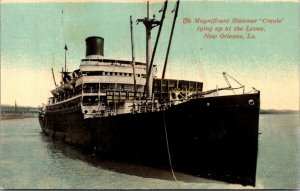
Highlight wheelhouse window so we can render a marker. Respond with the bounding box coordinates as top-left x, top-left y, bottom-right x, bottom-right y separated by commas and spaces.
82, 96, 99, 106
